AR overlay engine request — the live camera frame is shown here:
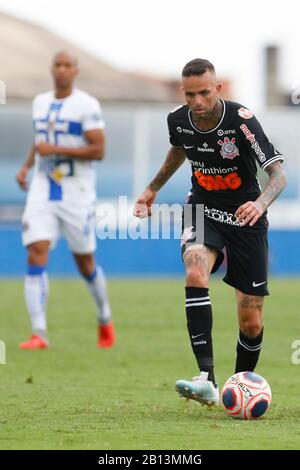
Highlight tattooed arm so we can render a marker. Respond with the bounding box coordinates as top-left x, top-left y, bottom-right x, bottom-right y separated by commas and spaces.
134, 146, 186, 218
257, 161, 288, 210
235, 161, 287, 227
148, 146, 186, 191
